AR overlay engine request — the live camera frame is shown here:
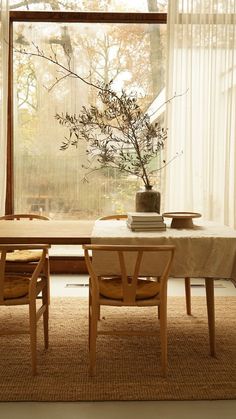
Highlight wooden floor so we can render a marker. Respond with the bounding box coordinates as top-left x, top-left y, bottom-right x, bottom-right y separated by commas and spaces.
1, 400, 236, 419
